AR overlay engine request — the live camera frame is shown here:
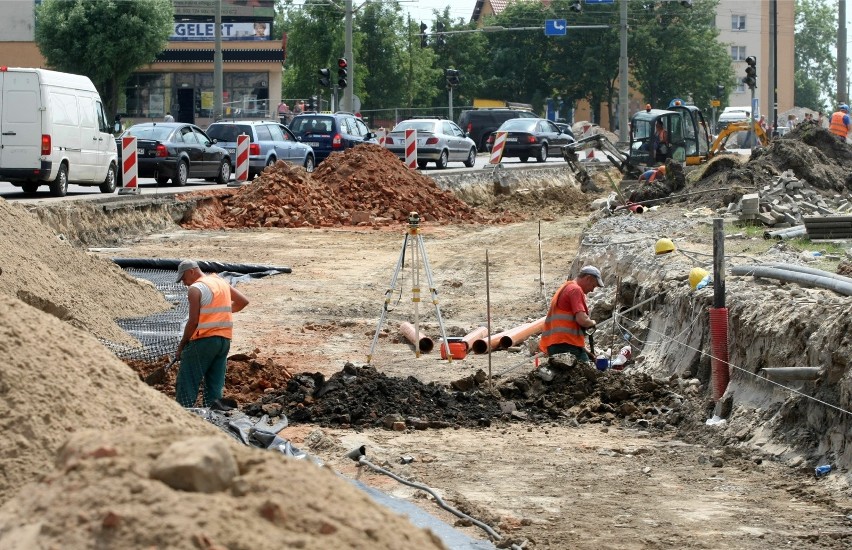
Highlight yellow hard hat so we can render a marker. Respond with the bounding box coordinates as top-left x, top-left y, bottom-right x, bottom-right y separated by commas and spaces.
654, 238, 675, 255
689, 267, 709, 290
